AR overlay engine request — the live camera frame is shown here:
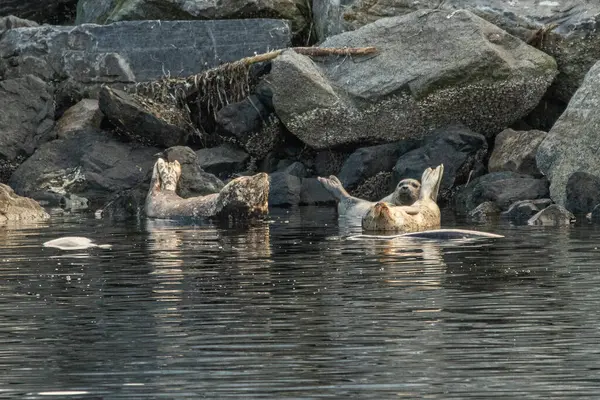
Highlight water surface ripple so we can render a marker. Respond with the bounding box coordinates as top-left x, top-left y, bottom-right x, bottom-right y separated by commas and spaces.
2, 207, 600, 399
